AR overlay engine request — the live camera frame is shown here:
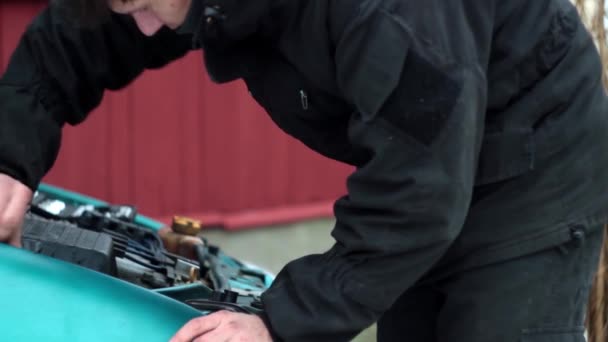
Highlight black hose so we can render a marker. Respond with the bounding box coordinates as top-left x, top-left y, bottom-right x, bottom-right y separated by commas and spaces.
195, 244, 229, 292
